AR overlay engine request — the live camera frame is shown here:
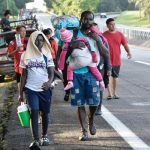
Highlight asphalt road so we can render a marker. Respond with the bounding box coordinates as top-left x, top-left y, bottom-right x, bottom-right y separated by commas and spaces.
102, 47, 150, 149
